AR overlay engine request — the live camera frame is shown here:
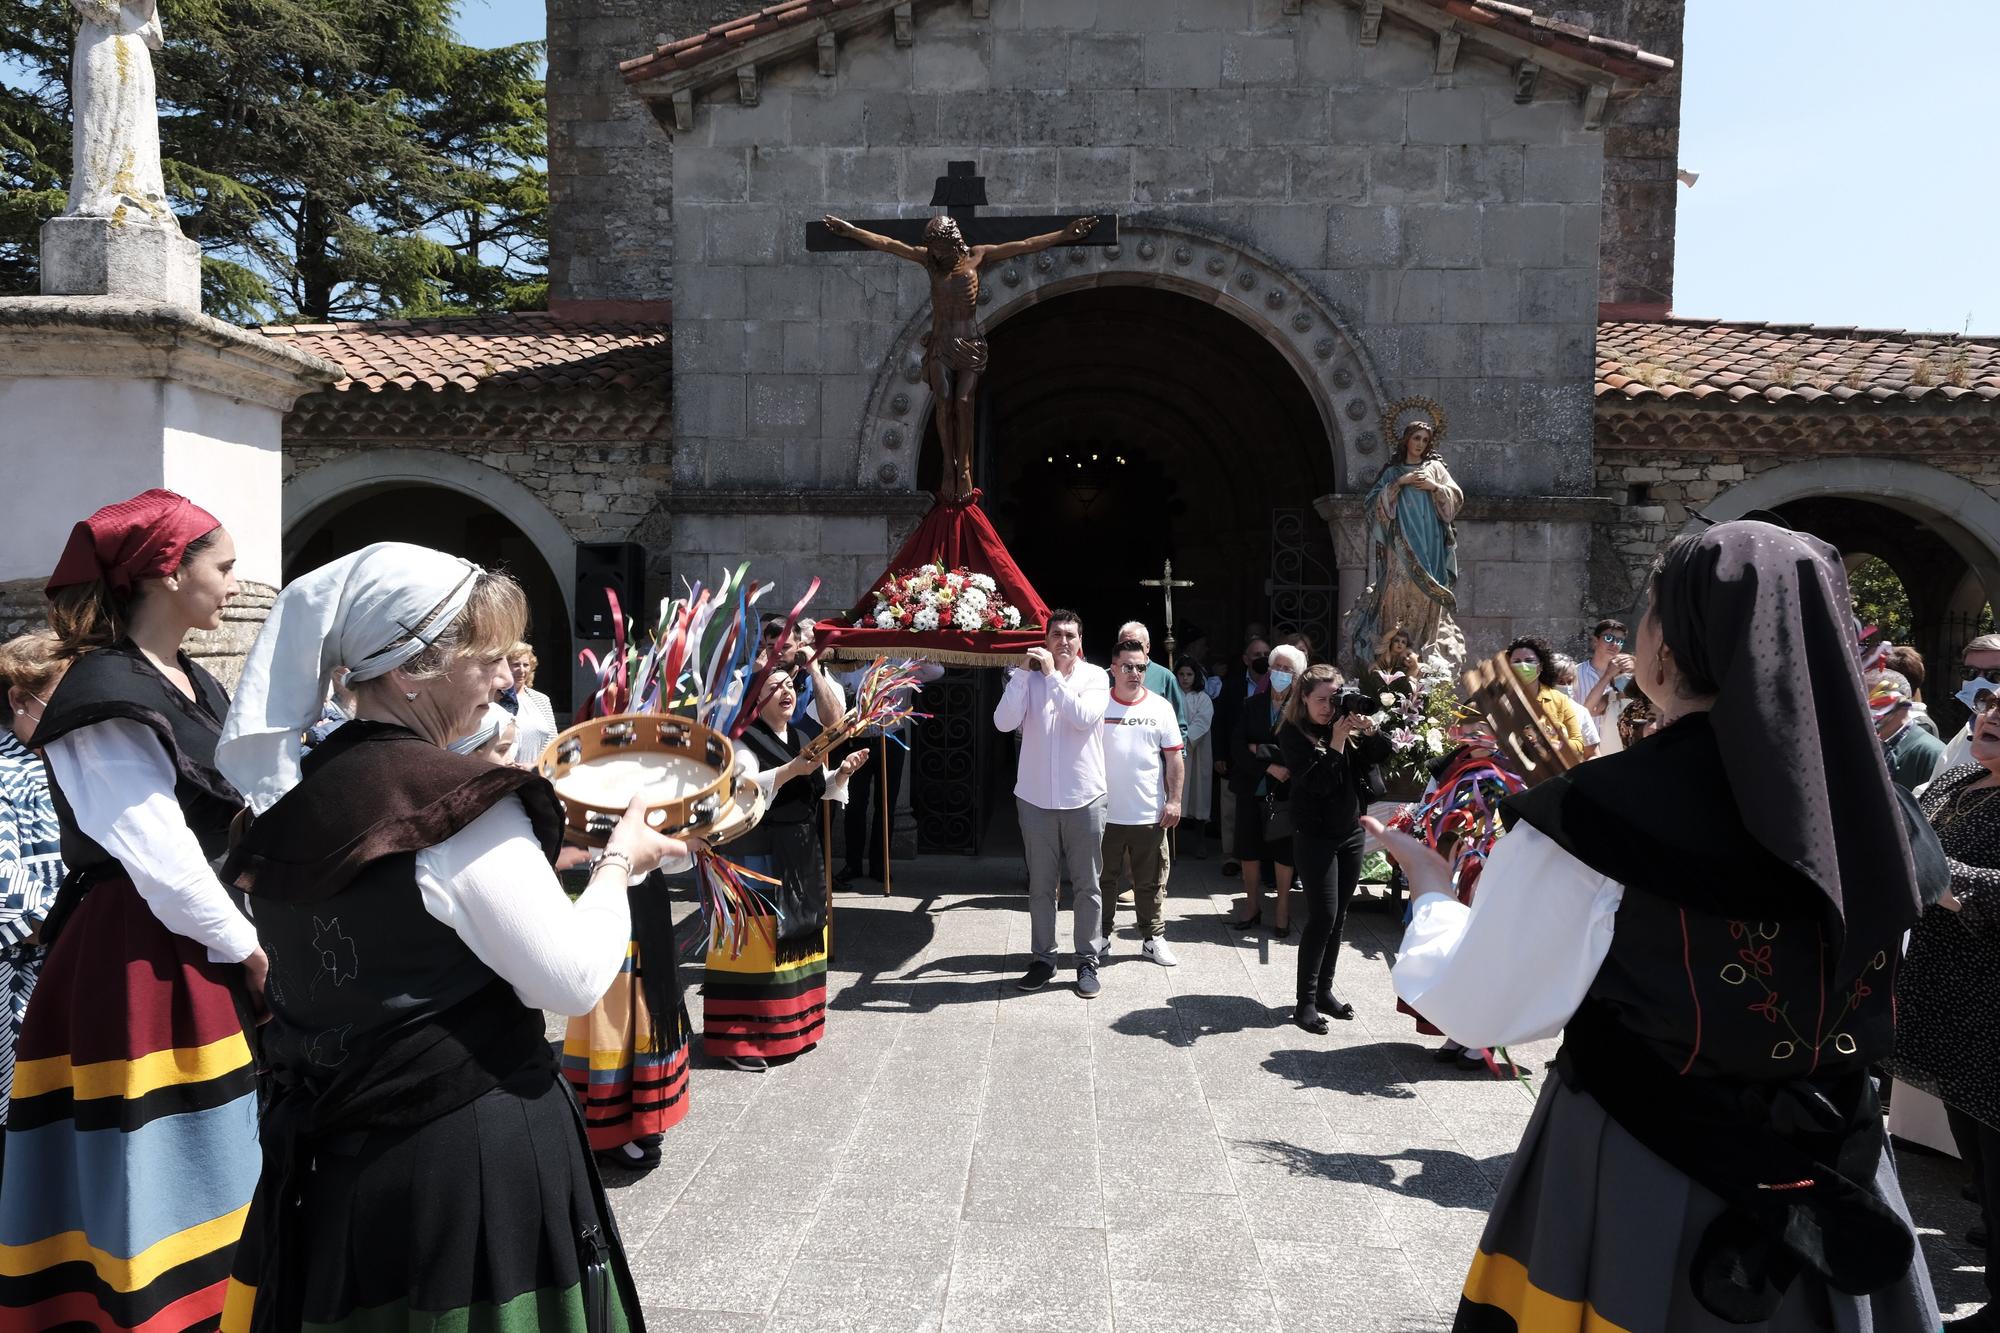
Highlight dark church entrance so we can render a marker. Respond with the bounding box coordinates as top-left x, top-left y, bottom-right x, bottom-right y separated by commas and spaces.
286, 485, 573, 714
914, 284, 1335, 853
